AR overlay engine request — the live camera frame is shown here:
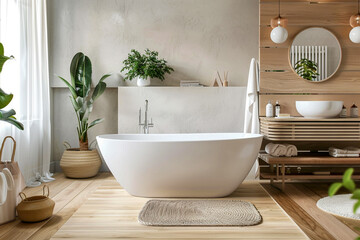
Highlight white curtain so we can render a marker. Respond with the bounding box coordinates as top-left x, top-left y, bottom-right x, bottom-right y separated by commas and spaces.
0, 0, 52, 185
